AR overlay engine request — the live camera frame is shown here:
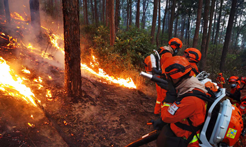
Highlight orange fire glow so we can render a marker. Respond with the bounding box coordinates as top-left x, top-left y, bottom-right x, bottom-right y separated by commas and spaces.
0, 57, 36, 106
